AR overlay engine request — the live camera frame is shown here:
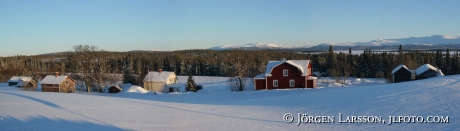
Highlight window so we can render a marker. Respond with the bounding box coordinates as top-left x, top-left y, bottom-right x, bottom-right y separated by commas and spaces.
273, 80, 278, 87
283, 69, 288, 76
290, 80, 295, 87
66, 81, 69, 85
